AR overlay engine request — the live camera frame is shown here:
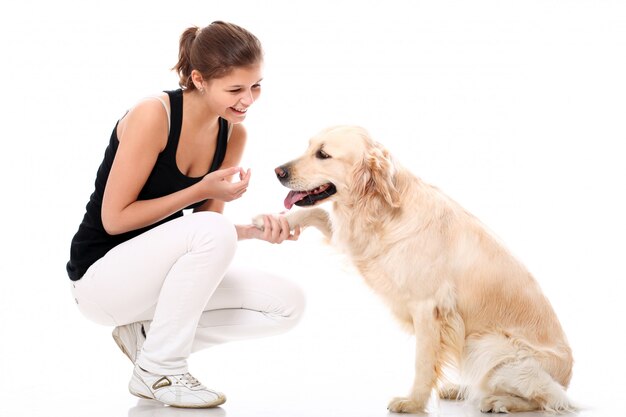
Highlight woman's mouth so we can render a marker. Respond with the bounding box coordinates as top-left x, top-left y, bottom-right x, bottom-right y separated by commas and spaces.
230, 106, 248, 115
